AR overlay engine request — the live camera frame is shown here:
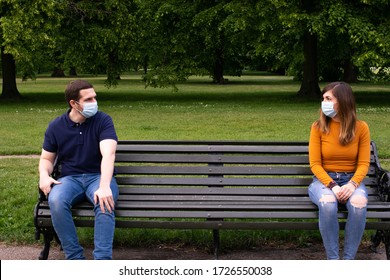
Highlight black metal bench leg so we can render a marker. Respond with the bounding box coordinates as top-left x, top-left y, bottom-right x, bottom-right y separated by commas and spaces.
384, 231, 390, 260
213, 229, 220, 259
39, 229, 55, 260
370, 230, 383, 253
370, 230, 390, 260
